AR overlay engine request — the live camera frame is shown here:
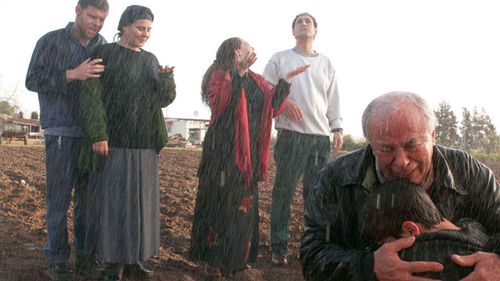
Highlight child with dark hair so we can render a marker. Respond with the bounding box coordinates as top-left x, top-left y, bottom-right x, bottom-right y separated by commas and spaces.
361, 179, 499, 280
